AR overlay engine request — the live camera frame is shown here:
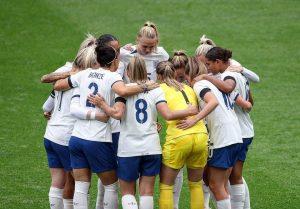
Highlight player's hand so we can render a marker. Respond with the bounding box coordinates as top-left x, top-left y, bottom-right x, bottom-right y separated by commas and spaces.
43, 112, 51, 120
176, 118, 197, 130
227, 65, 243, 73
156, 122, 162, 133
187, 104, 199, 116
193, 74, 206, 82
123, 43, 134, 52
145, 80, 160, 91
88, 93, 105, 107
